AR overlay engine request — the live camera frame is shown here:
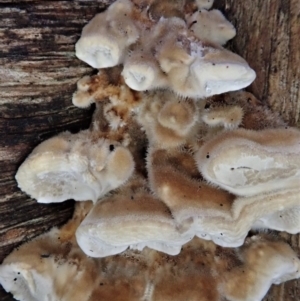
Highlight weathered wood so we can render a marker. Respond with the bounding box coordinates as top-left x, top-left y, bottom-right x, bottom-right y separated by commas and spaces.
0, 0, 299, 300
0, 1, 107, 299
216, 0, 300, 126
